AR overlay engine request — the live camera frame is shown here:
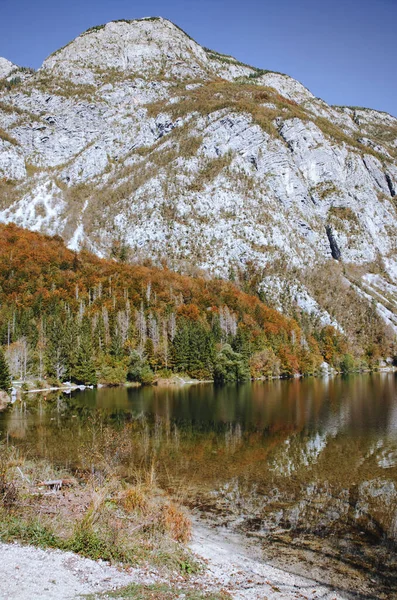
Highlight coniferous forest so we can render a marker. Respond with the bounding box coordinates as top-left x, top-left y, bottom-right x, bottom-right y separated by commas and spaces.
0, 223, 389, 387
